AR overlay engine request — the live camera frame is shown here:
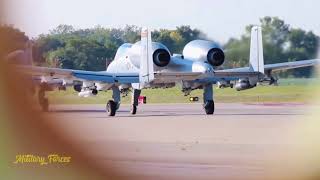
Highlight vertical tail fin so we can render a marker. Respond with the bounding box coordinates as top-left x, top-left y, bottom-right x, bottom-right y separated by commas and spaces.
249, 26, 264, 74
139, 28, 154, 87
